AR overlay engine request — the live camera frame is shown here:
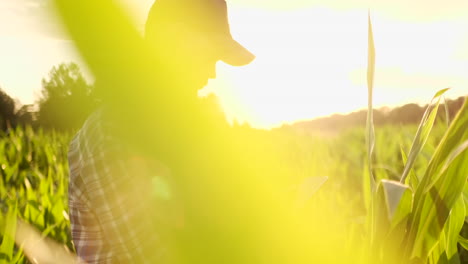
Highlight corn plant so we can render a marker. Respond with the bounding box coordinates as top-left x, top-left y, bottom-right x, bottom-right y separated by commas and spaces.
0, 127, 73, 263
364, 14, 468, 264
